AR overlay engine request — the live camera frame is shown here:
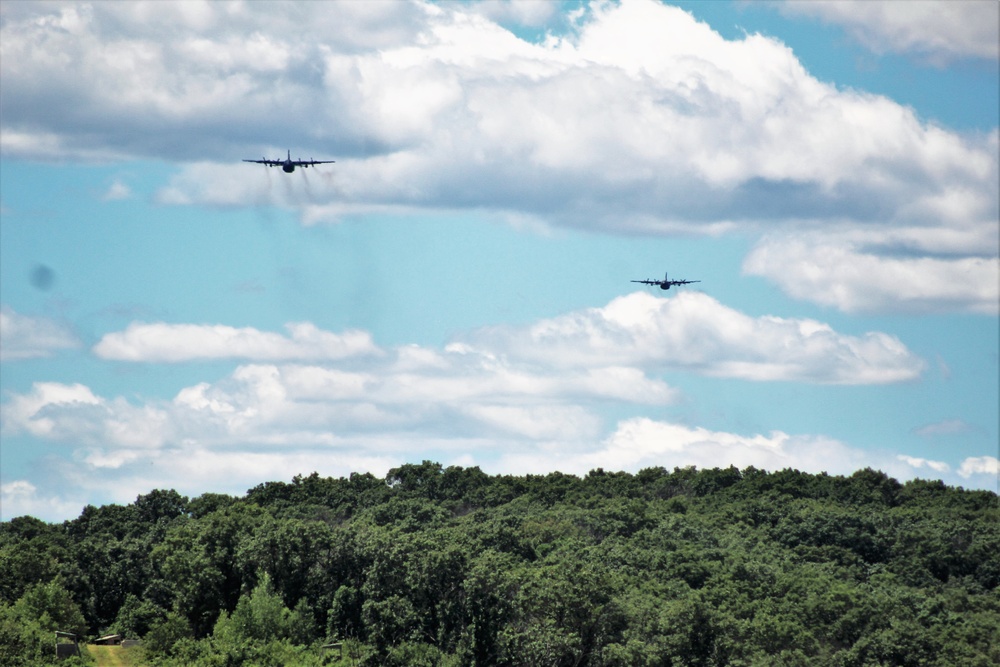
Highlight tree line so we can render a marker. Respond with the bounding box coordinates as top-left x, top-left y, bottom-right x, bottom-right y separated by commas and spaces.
2, 462, 998, 666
